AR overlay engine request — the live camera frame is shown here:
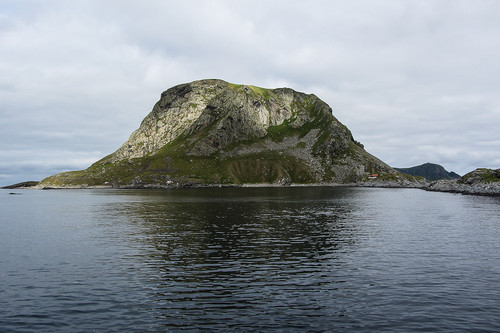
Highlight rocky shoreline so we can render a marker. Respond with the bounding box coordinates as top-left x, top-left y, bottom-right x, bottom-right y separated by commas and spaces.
360, 168, 500, 197
427, 168, 500, 196
13, 182, 499, 198
425, 179, 500, 196
4, 168, 500, 197
4, 183, 499, 197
